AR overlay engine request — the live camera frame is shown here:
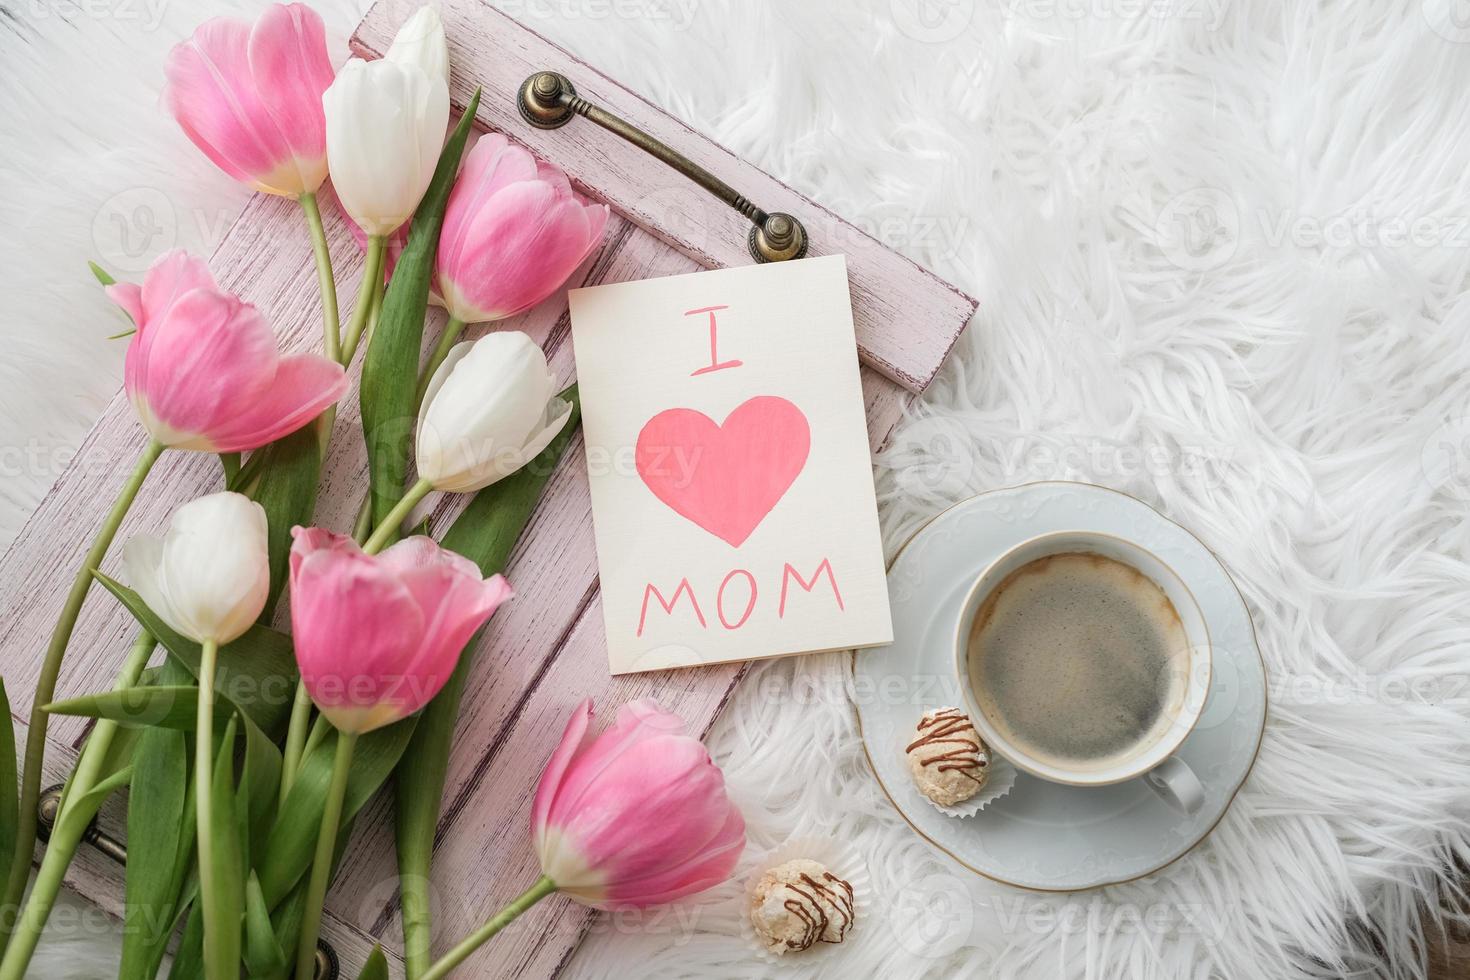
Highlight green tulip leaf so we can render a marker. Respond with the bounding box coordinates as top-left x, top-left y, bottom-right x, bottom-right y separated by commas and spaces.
165, 899, 205, 980
119, 720, 187, 980
48, 685, 229, 732
267, 814, 355, 961
218, 452, 241, 486
395, 386, 581, 975
92, 572, 298, 735
257, 721, 416, 909
246, 423, 325, 614
357, 945, 389, 980
0, 680, 17, 891
204, 717, 244, 979
360, 88, 482, 535
52, 766, 133, 847
244, 872, 287, 980
88, 260, 116, 286
47, 680, 283, 871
